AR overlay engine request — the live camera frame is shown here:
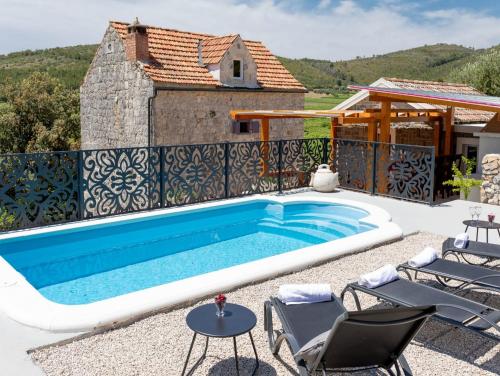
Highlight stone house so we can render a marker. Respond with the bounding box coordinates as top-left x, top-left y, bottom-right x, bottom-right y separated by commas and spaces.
80, 19, 306, 149
334, 77, 494, 167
